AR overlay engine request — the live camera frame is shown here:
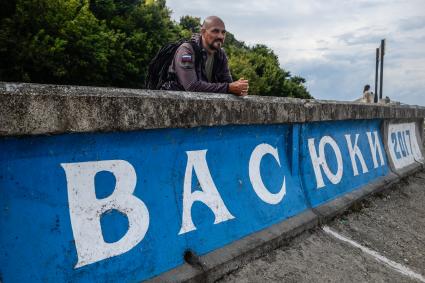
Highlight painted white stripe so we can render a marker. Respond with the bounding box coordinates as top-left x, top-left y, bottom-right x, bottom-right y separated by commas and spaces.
322, 226, 425, 283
